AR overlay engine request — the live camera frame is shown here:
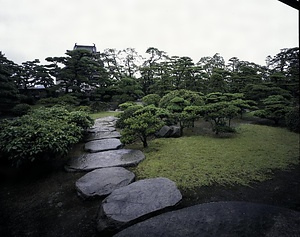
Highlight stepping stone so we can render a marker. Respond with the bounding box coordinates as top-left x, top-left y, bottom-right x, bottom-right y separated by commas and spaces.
85, 131, 121, 142
87, 126, 116, 133
95, 116, 118, 123
75, 167, 135, 199
65, 149, 145, 172
97, 177, 182, 233
84, 138, 122, 153
94, 116, 118, 127
114, 201, 300, 237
